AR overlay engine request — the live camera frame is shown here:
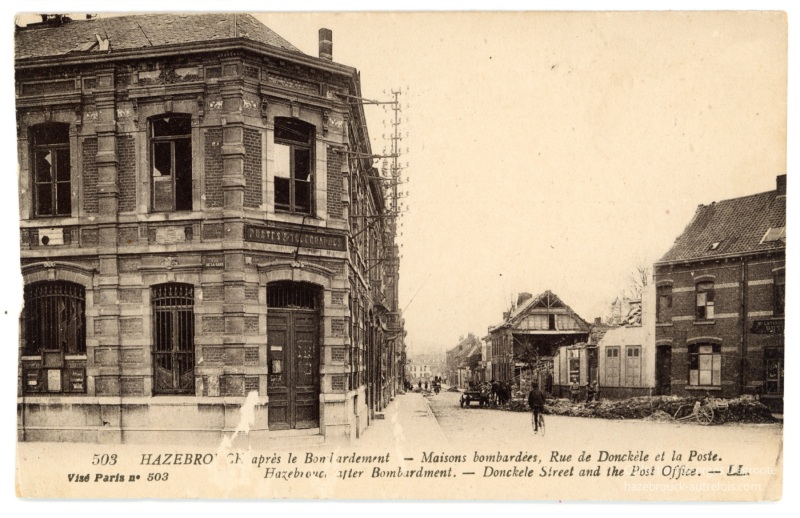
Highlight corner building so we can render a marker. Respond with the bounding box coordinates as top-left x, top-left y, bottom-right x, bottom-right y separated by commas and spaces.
16, 13, 403, 443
